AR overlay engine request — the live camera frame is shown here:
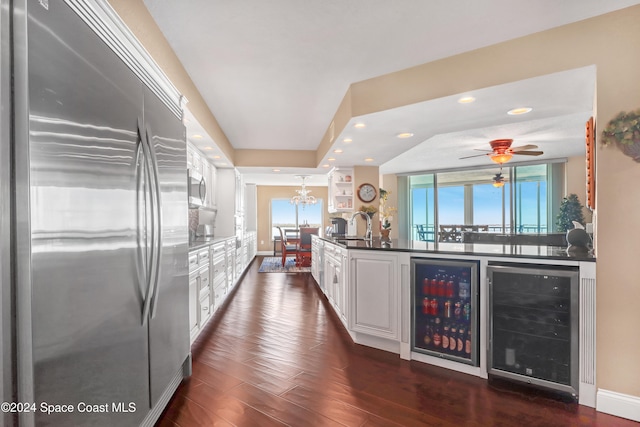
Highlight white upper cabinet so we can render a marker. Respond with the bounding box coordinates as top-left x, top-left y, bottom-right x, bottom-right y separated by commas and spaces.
328, 167, 354, 213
